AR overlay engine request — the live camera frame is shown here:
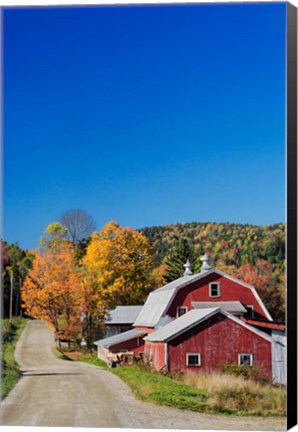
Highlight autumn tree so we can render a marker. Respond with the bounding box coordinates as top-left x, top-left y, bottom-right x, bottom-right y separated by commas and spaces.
60, 209, 96, 246
235, 260, 284, 321
40, 222, 68, 250
21, 242, 80, 344
149, 264, 167, 290
77, 267, 106, 348
84, 221, 158, 309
